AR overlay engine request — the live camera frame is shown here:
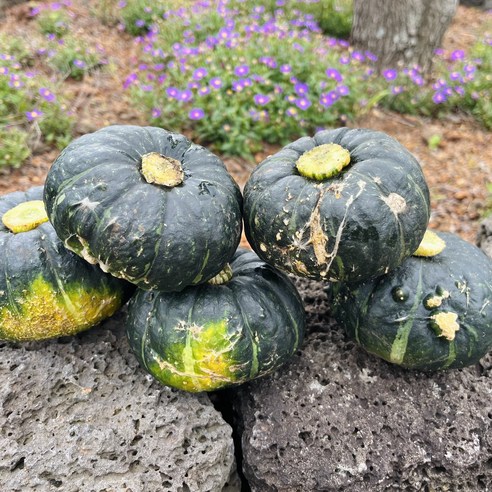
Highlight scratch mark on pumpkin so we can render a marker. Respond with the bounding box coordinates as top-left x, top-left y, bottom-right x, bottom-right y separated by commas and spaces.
307, 189, 329, 265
